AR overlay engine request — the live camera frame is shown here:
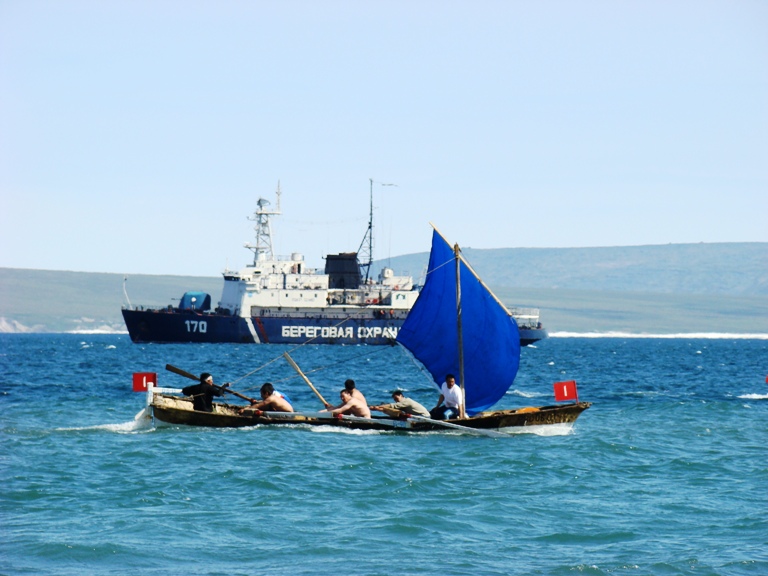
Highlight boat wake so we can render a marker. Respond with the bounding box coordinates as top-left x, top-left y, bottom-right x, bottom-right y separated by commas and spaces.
57, 407, 154, 434
502, 423, 574, 436
309, 425, 389, 436
308, 422, 578, 438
